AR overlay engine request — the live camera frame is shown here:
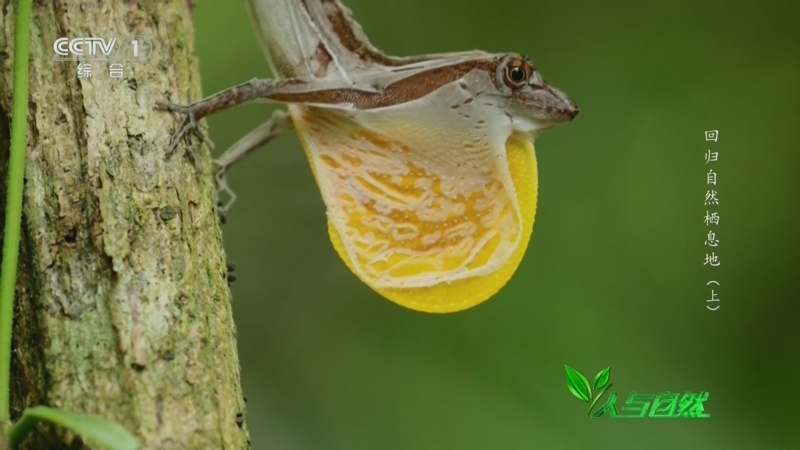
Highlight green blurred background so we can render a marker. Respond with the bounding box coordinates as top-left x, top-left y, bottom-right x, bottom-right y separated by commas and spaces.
192, 1, 799, 449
